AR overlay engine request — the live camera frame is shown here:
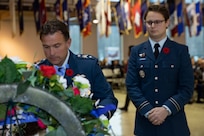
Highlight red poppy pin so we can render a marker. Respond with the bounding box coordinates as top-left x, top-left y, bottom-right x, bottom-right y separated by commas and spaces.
162, 47, 170, 54
66, 69, 74, 76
